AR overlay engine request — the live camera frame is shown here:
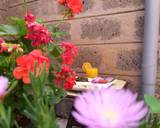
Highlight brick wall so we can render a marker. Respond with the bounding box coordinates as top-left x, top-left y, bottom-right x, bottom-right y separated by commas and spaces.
2, 0, 160, 94
0, 0, 8, 23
